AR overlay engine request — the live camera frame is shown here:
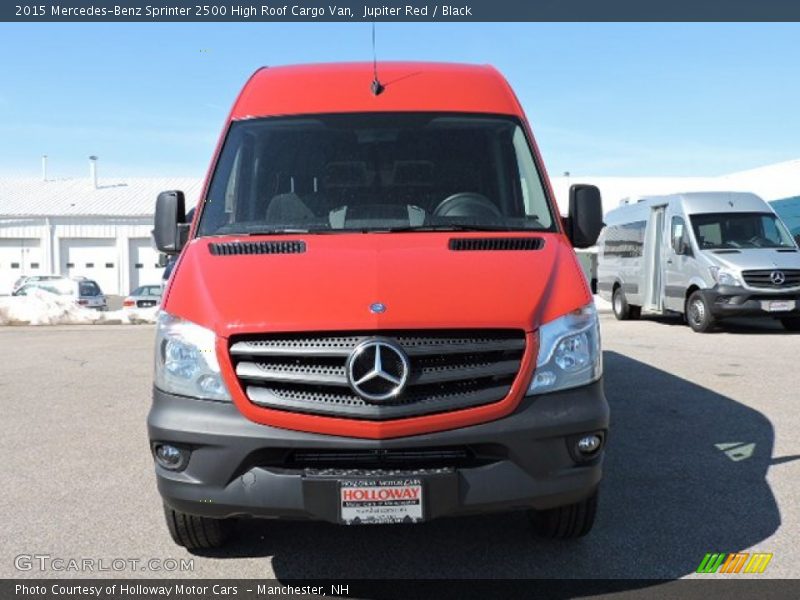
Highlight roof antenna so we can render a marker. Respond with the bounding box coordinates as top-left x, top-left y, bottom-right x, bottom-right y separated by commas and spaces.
370, 21, 384, 96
